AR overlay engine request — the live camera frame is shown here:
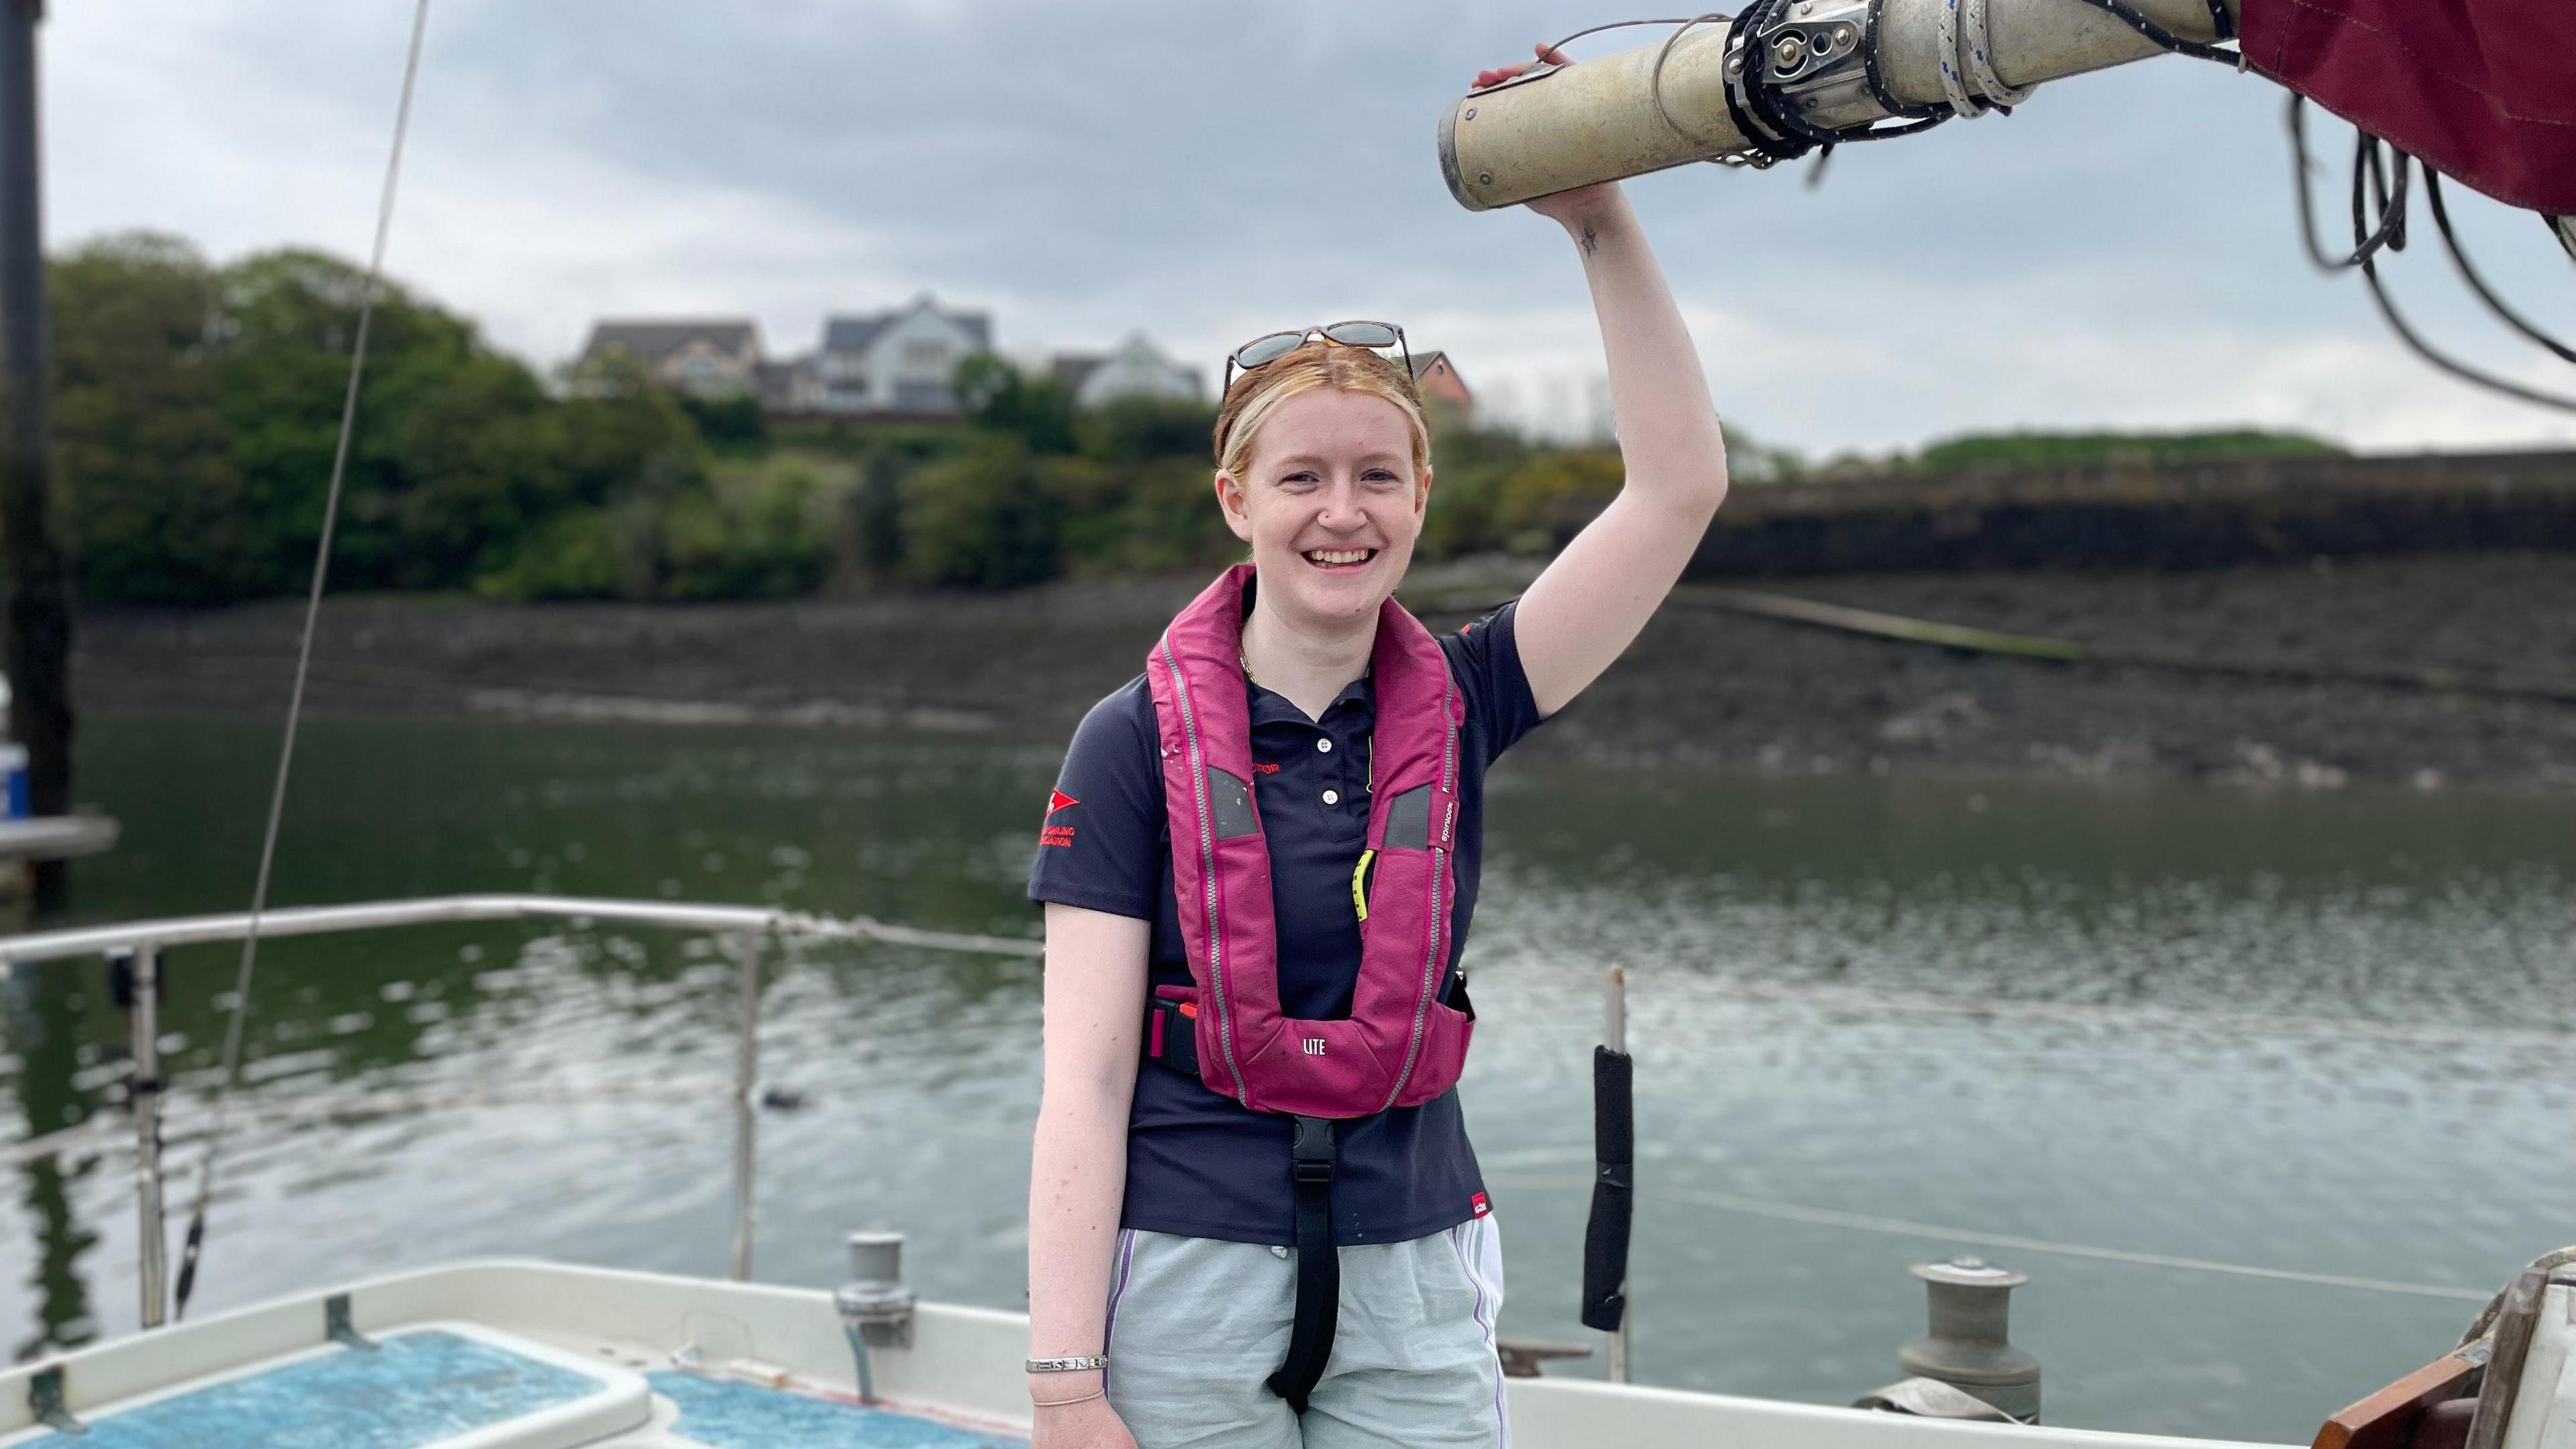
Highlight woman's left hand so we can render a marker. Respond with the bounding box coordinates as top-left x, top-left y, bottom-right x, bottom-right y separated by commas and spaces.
1469, 44, 1625, 227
